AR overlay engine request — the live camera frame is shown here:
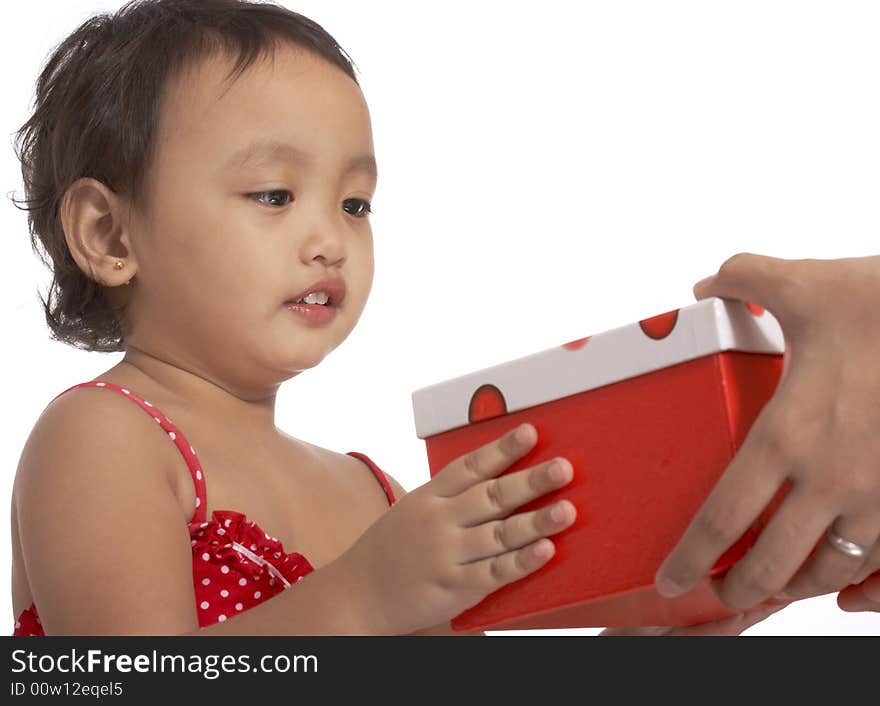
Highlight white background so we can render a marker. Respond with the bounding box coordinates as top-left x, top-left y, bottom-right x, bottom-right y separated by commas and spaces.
1, 1, 878, 635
